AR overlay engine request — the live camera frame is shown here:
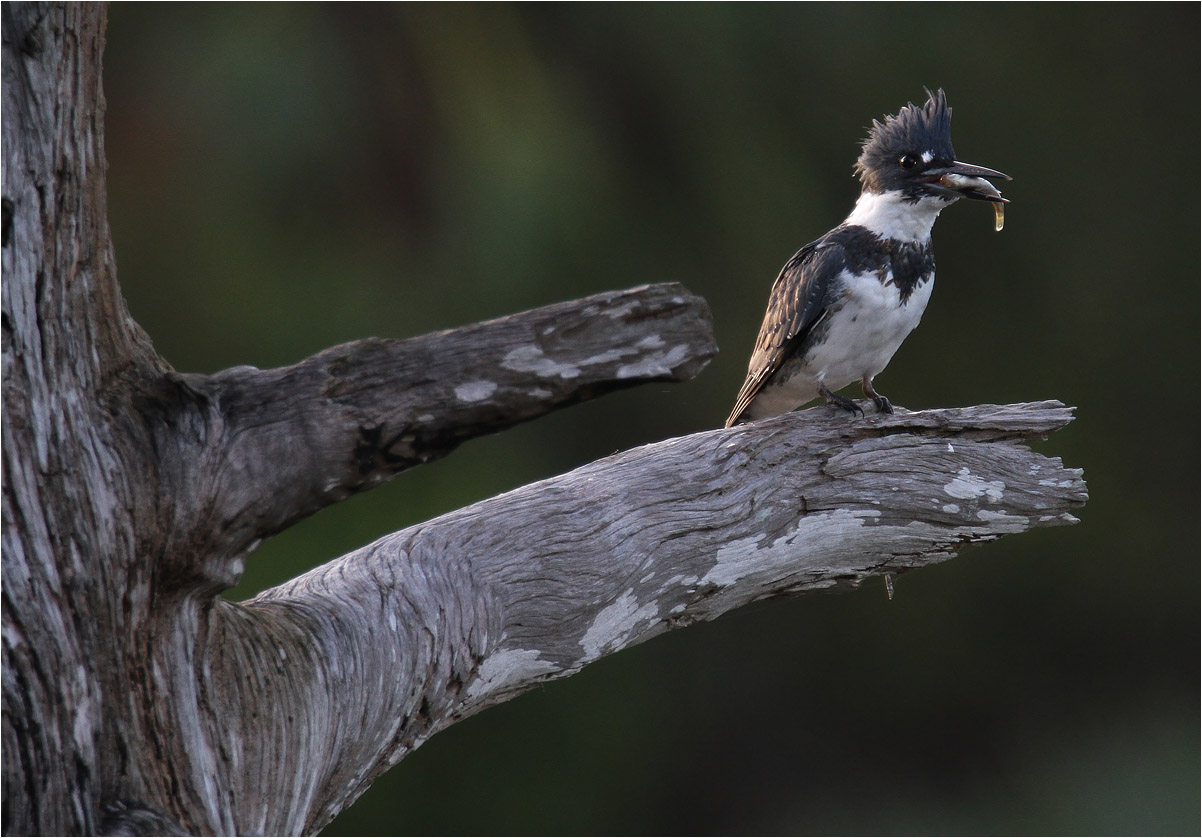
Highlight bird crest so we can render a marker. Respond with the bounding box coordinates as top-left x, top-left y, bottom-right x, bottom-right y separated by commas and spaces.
855, 88, 956, 187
